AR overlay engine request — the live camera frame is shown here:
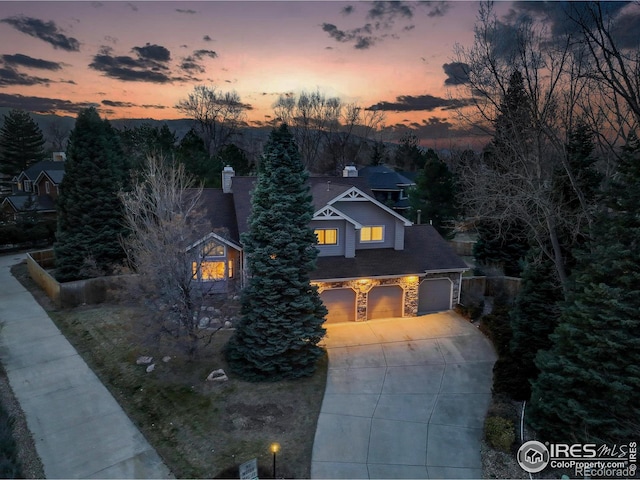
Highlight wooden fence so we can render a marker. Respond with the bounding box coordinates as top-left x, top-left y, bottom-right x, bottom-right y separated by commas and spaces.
26, 249, 129, 308
460, 275, 521, 304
